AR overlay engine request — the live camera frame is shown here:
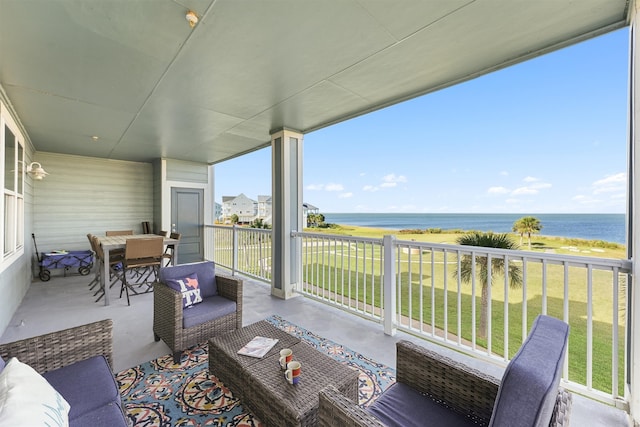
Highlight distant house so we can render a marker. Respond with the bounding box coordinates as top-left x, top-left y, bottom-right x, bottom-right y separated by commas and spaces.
257, 195, 272, 225
220, 194, 318, 225
221, 193, 257, 223
302, 202, 319, 215
303, 202, 320, 227
214, 202, 222, 222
